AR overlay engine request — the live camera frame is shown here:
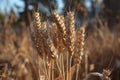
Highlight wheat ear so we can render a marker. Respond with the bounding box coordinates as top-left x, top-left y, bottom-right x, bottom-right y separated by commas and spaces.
75, 26, 85, 64
75, 26, 85, 80
32, 11, 45, 58
66, 11, 76, 56
33, 11, 41, 29
52, 11, 67, 47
